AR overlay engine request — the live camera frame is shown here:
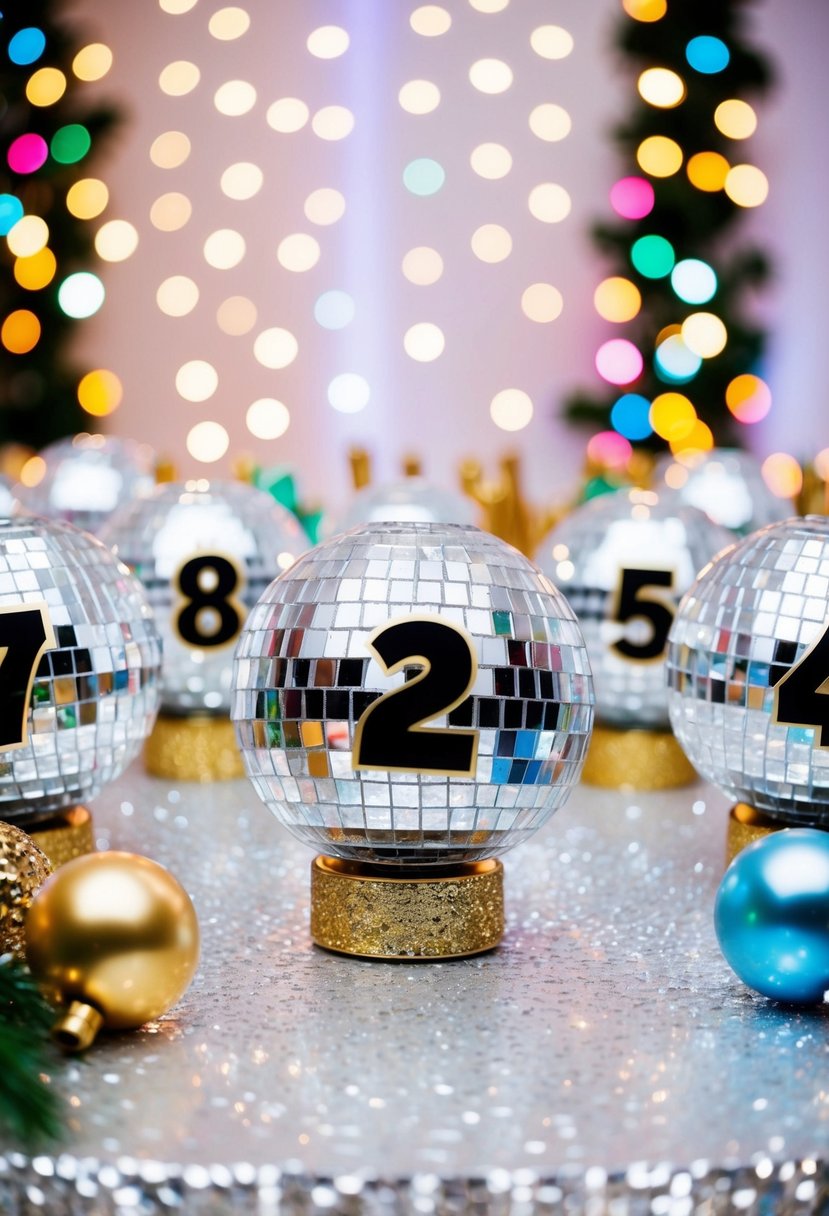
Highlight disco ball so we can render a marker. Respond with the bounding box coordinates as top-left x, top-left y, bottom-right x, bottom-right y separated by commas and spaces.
102, 480, 308, 715
0, 476, 18, 517
0, 517, 161, 826
655, 449, 792, 535
14, 434, 156, 536
325, 477, 477, 537
538, 489, 732, 728
667, 516, 829, 822
232, 522, 594, 865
